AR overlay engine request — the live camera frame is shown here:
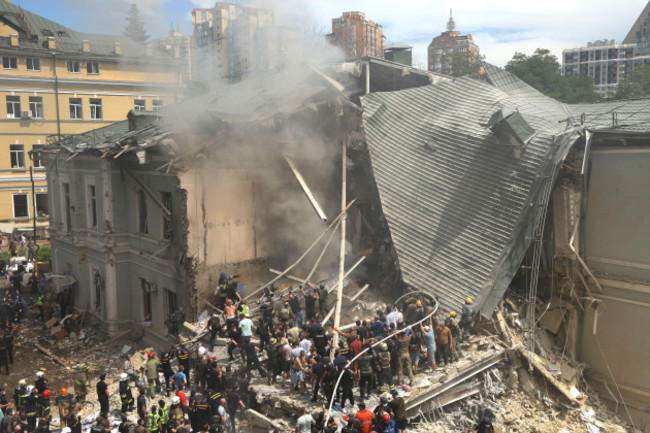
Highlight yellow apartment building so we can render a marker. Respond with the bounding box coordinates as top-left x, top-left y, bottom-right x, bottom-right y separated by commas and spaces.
0, 0, 182, 234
